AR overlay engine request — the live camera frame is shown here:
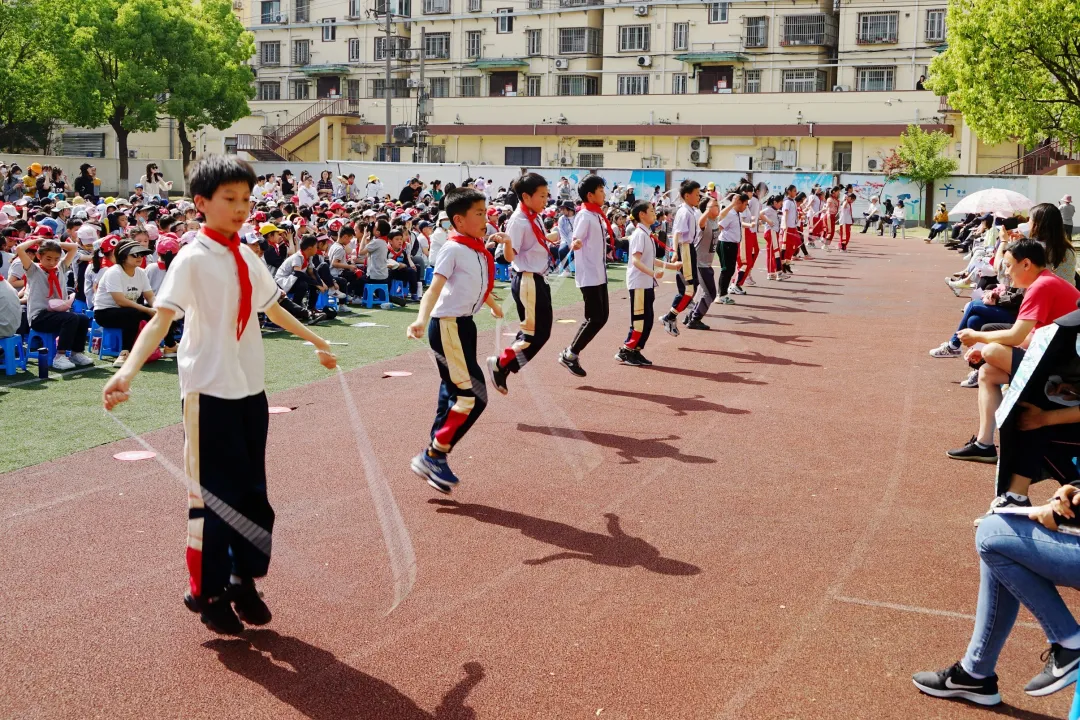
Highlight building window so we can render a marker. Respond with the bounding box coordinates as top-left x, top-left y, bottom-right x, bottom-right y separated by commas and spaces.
371, 78, 409, 97
347, 0, 362, 16
708, 2, 728, 23
293, 39, 310, 65
348, 38, 361, 61
672, 73, 687, 94
375, 36, 409, 60
257, 81, 280, 100
224, 137, 238, 154
496, 8, 513, 33
290, 79, 310, 100
578, 153, 604, 168
744, 69, 761, 93
528, 0, 542, 7
459, 76, 480, 97
617, 140, 636, 152
855, 65, 895, 92
260, 0, 279, 23
294, 0, 308, 22
744, 17, 767, 48
558, 27, 602, 55
429, 77, 450, 97
424, 32, 450, 58
505, 147, 542, 165
672, 22, 688, 51
525, 75, 541, 96
617, 74, 649, 95
578, 139, 603, 147
857, 12, 898, 44
781, 14, 830, 46
526, 29, 542, 56
466, 30, 482, 58
376, 146, 401, 162
347, 79, 361, 99
782, 68, 827, 93
558, 75, 599, 96
832, 141, 852, 172
423, 0, 449, 12
925, 9, 945, 42
618, 26, 649, 53
321, 18, 336, 41
259, 41, 280, 65
467, 0, 481, 10
375, 0, 412, 15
